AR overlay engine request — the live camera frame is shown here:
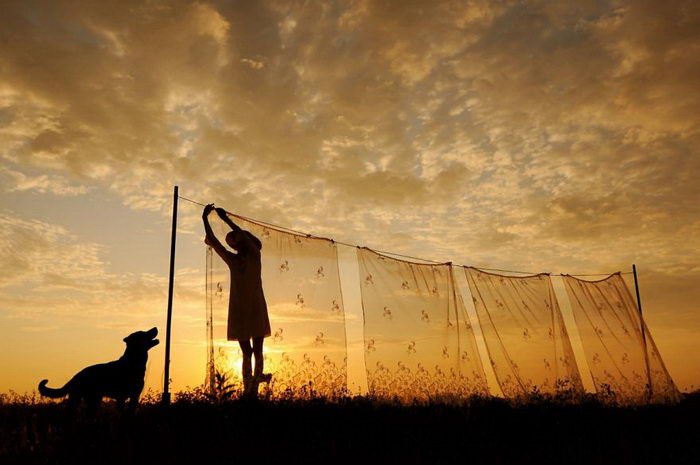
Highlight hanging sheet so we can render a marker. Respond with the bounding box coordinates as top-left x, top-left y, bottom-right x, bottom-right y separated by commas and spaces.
464, 268, 584, 397
201, 207, 679, 403
358, 248, 489, 401
562, 274, 679, 404
206, 212, 347, 397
